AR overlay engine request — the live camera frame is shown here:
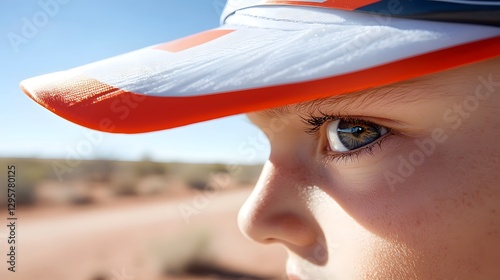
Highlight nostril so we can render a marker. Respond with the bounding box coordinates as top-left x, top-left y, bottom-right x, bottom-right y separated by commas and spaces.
266, 214, 318, 247
239, 202, 318, 247
261, 237, 278, 244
